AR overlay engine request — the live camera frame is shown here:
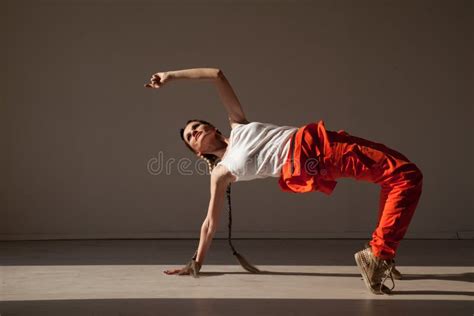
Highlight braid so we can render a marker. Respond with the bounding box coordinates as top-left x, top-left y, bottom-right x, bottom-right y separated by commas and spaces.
224, 179, 260, 273
199, 154, 215, 174
226, 184, 237, 255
